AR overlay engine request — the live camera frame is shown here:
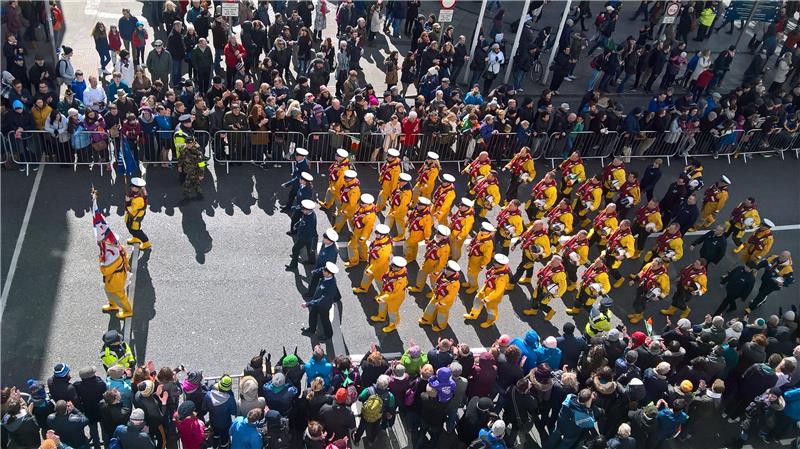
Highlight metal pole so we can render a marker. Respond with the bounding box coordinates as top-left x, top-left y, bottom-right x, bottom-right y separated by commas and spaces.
734, 0, 759, 49
541, 0, 573, 86
463, 0, 489, 85
503, 0, 532, 84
